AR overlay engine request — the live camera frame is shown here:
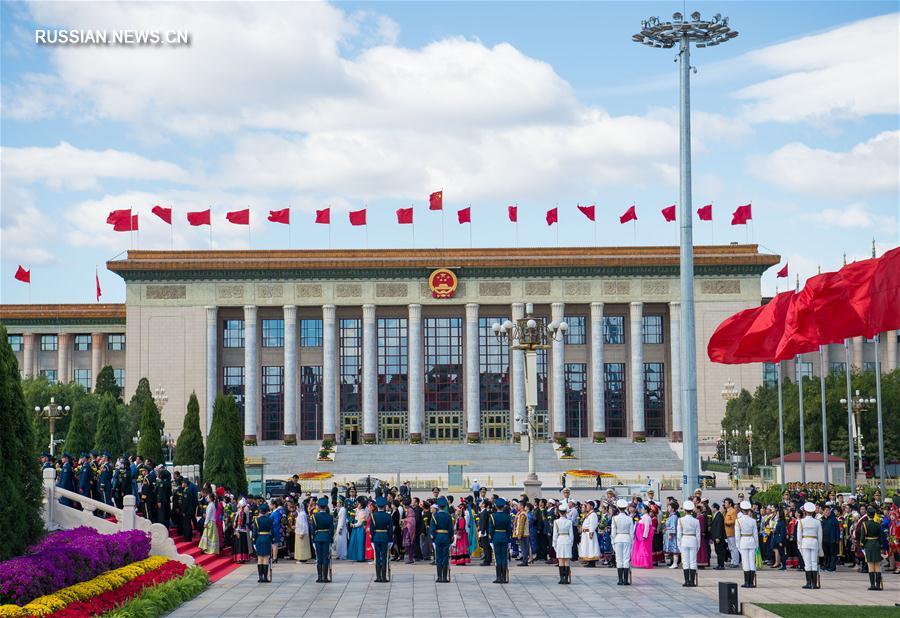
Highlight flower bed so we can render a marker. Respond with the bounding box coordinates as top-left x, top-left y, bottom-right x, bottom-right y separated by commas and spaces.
103, 566, 208, 618
0, 528, 151, 606
297, 472, 333, 481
